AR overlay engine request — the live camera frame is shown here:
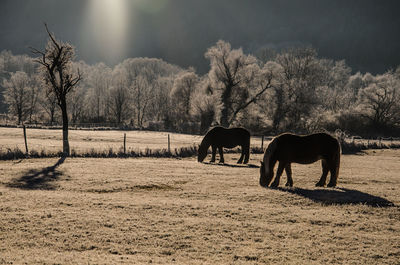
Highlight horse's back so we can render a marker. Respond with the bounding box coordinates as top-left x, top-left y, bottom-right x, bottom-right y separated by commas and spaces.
275, 133, 339, 163
207, 126, 250, 147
